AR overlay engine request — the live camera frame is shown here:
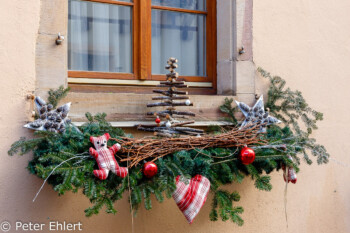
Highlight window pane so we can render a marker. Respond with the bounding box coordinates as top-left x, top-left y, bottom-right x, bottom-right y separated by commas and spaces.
68, 0, 132, 73
152, 10, 206, 76
152, 0, 206, 11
